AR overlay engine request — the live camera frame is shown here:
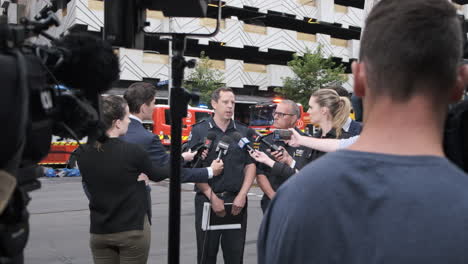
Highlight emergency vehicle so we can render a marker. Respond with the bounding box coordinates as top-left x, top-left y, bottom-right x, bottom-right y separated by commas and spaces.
146, 105, 214, 146
39, 105, 214, 165
248, 98, 311, 135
